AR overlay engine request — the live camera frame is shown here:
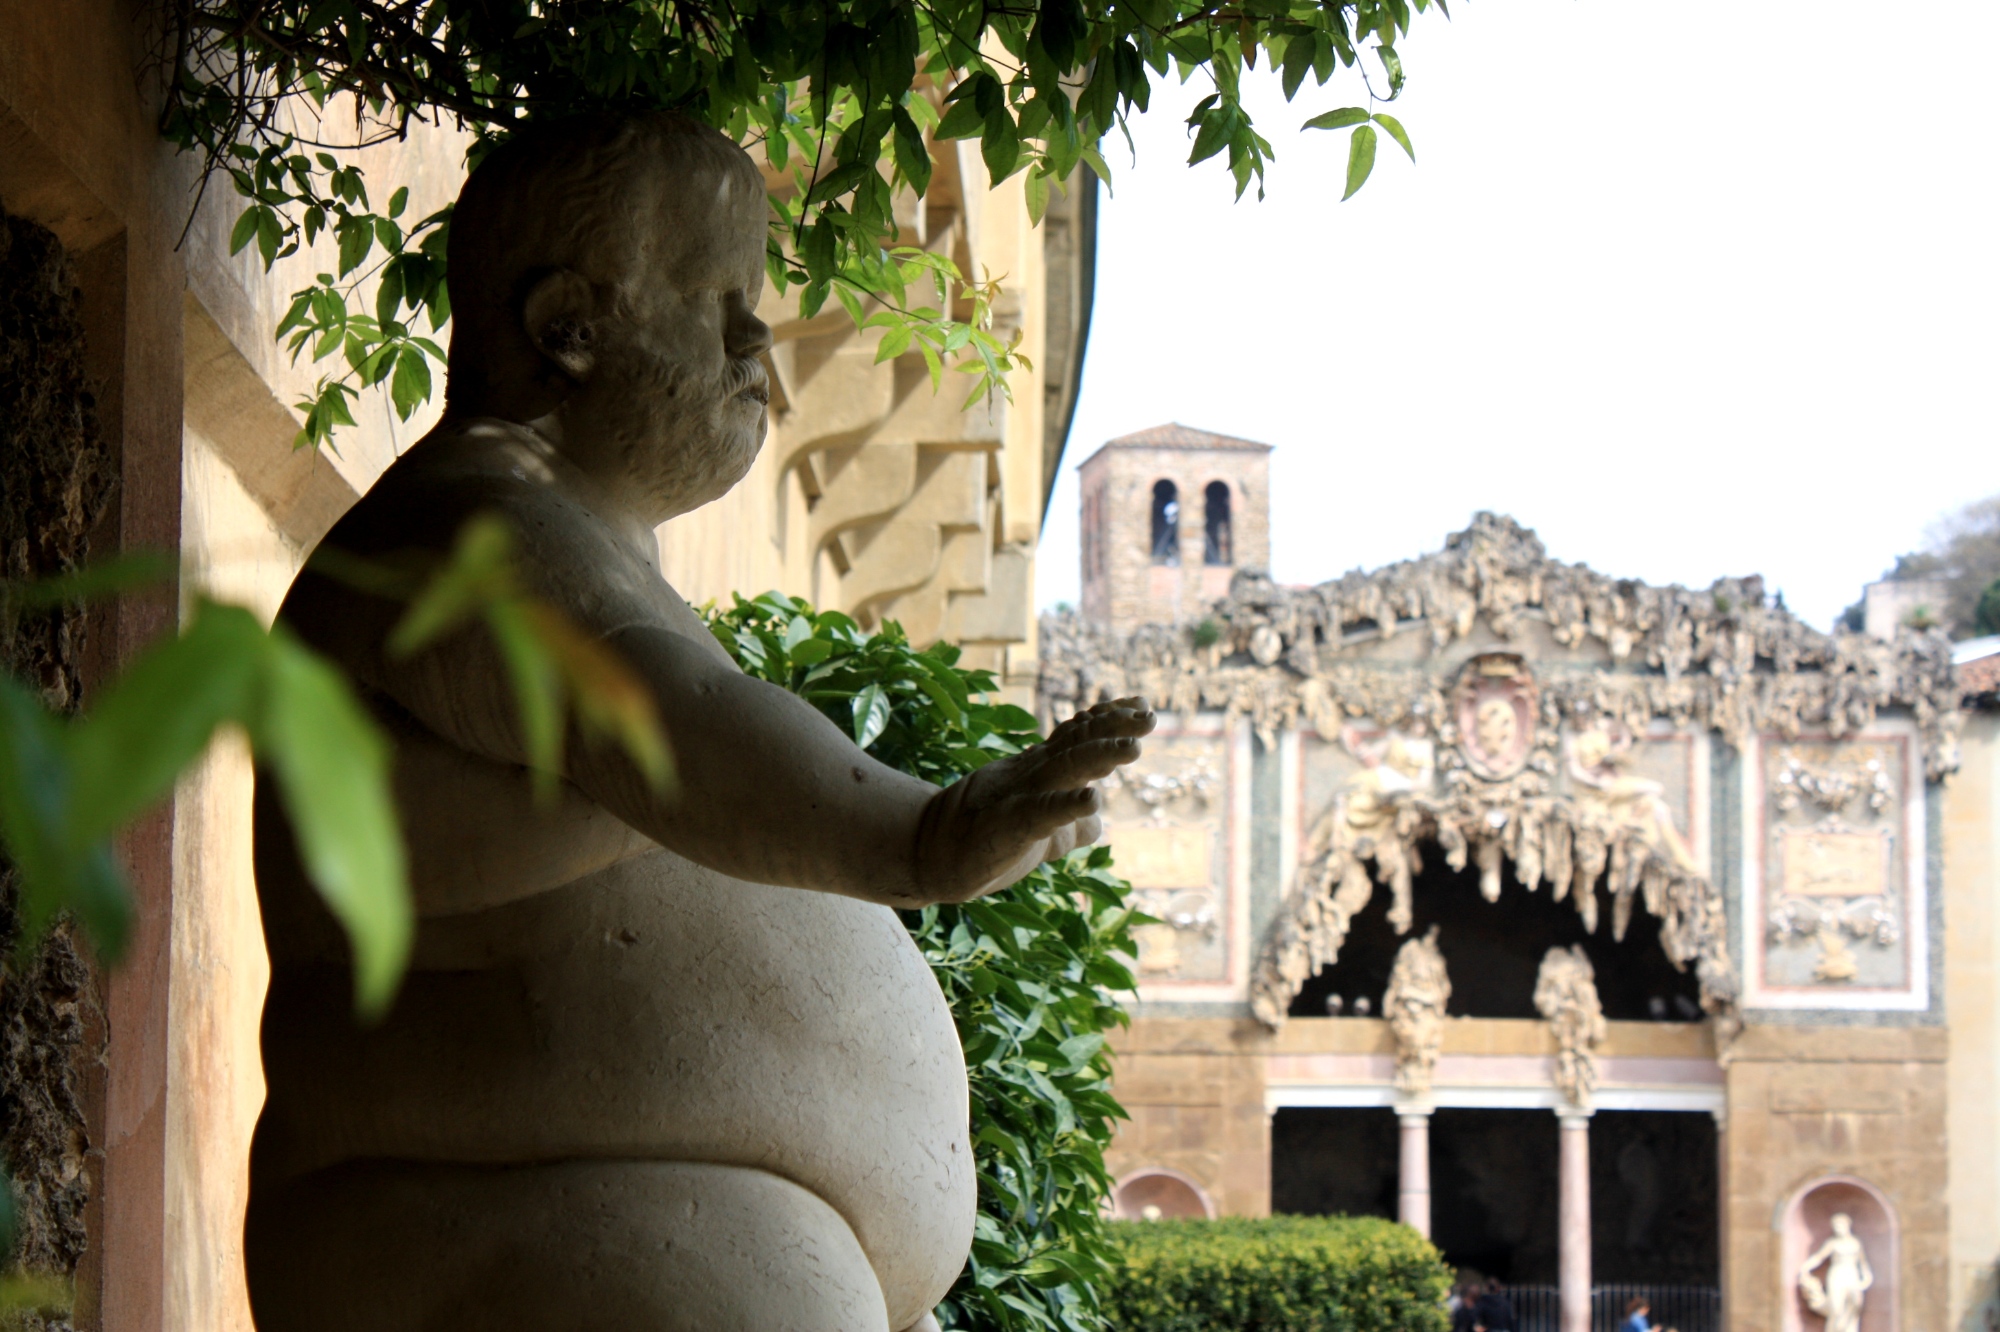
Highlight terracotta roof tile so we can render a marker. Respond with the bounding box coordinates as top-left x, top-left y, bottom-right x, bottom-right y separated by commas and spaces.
1102, 422, 1273, 451
1961, 652, 2000, 697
